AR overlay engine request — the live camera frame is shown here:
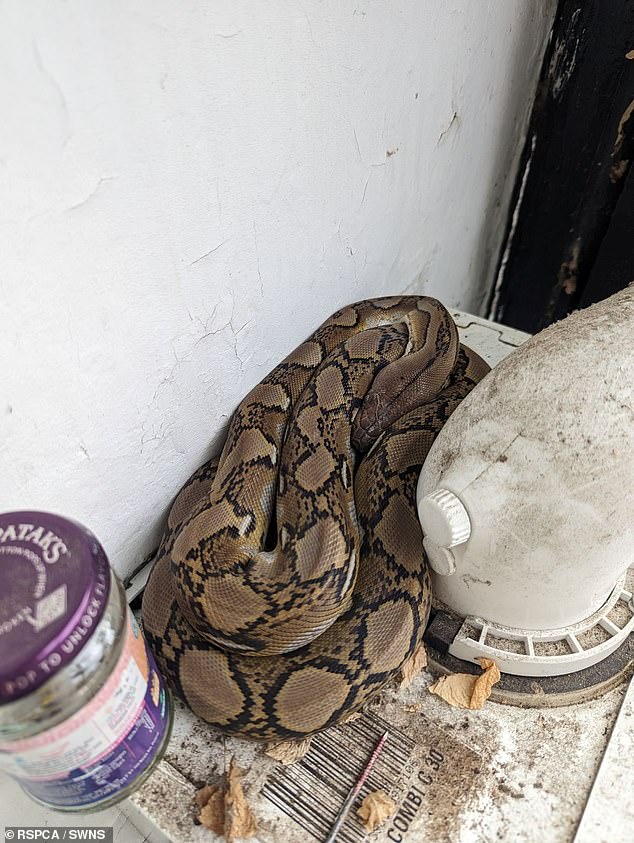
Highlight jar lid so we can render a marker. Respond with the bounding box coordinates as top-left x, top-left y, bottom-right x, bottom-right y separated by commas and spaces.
0, 512, 111, 704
